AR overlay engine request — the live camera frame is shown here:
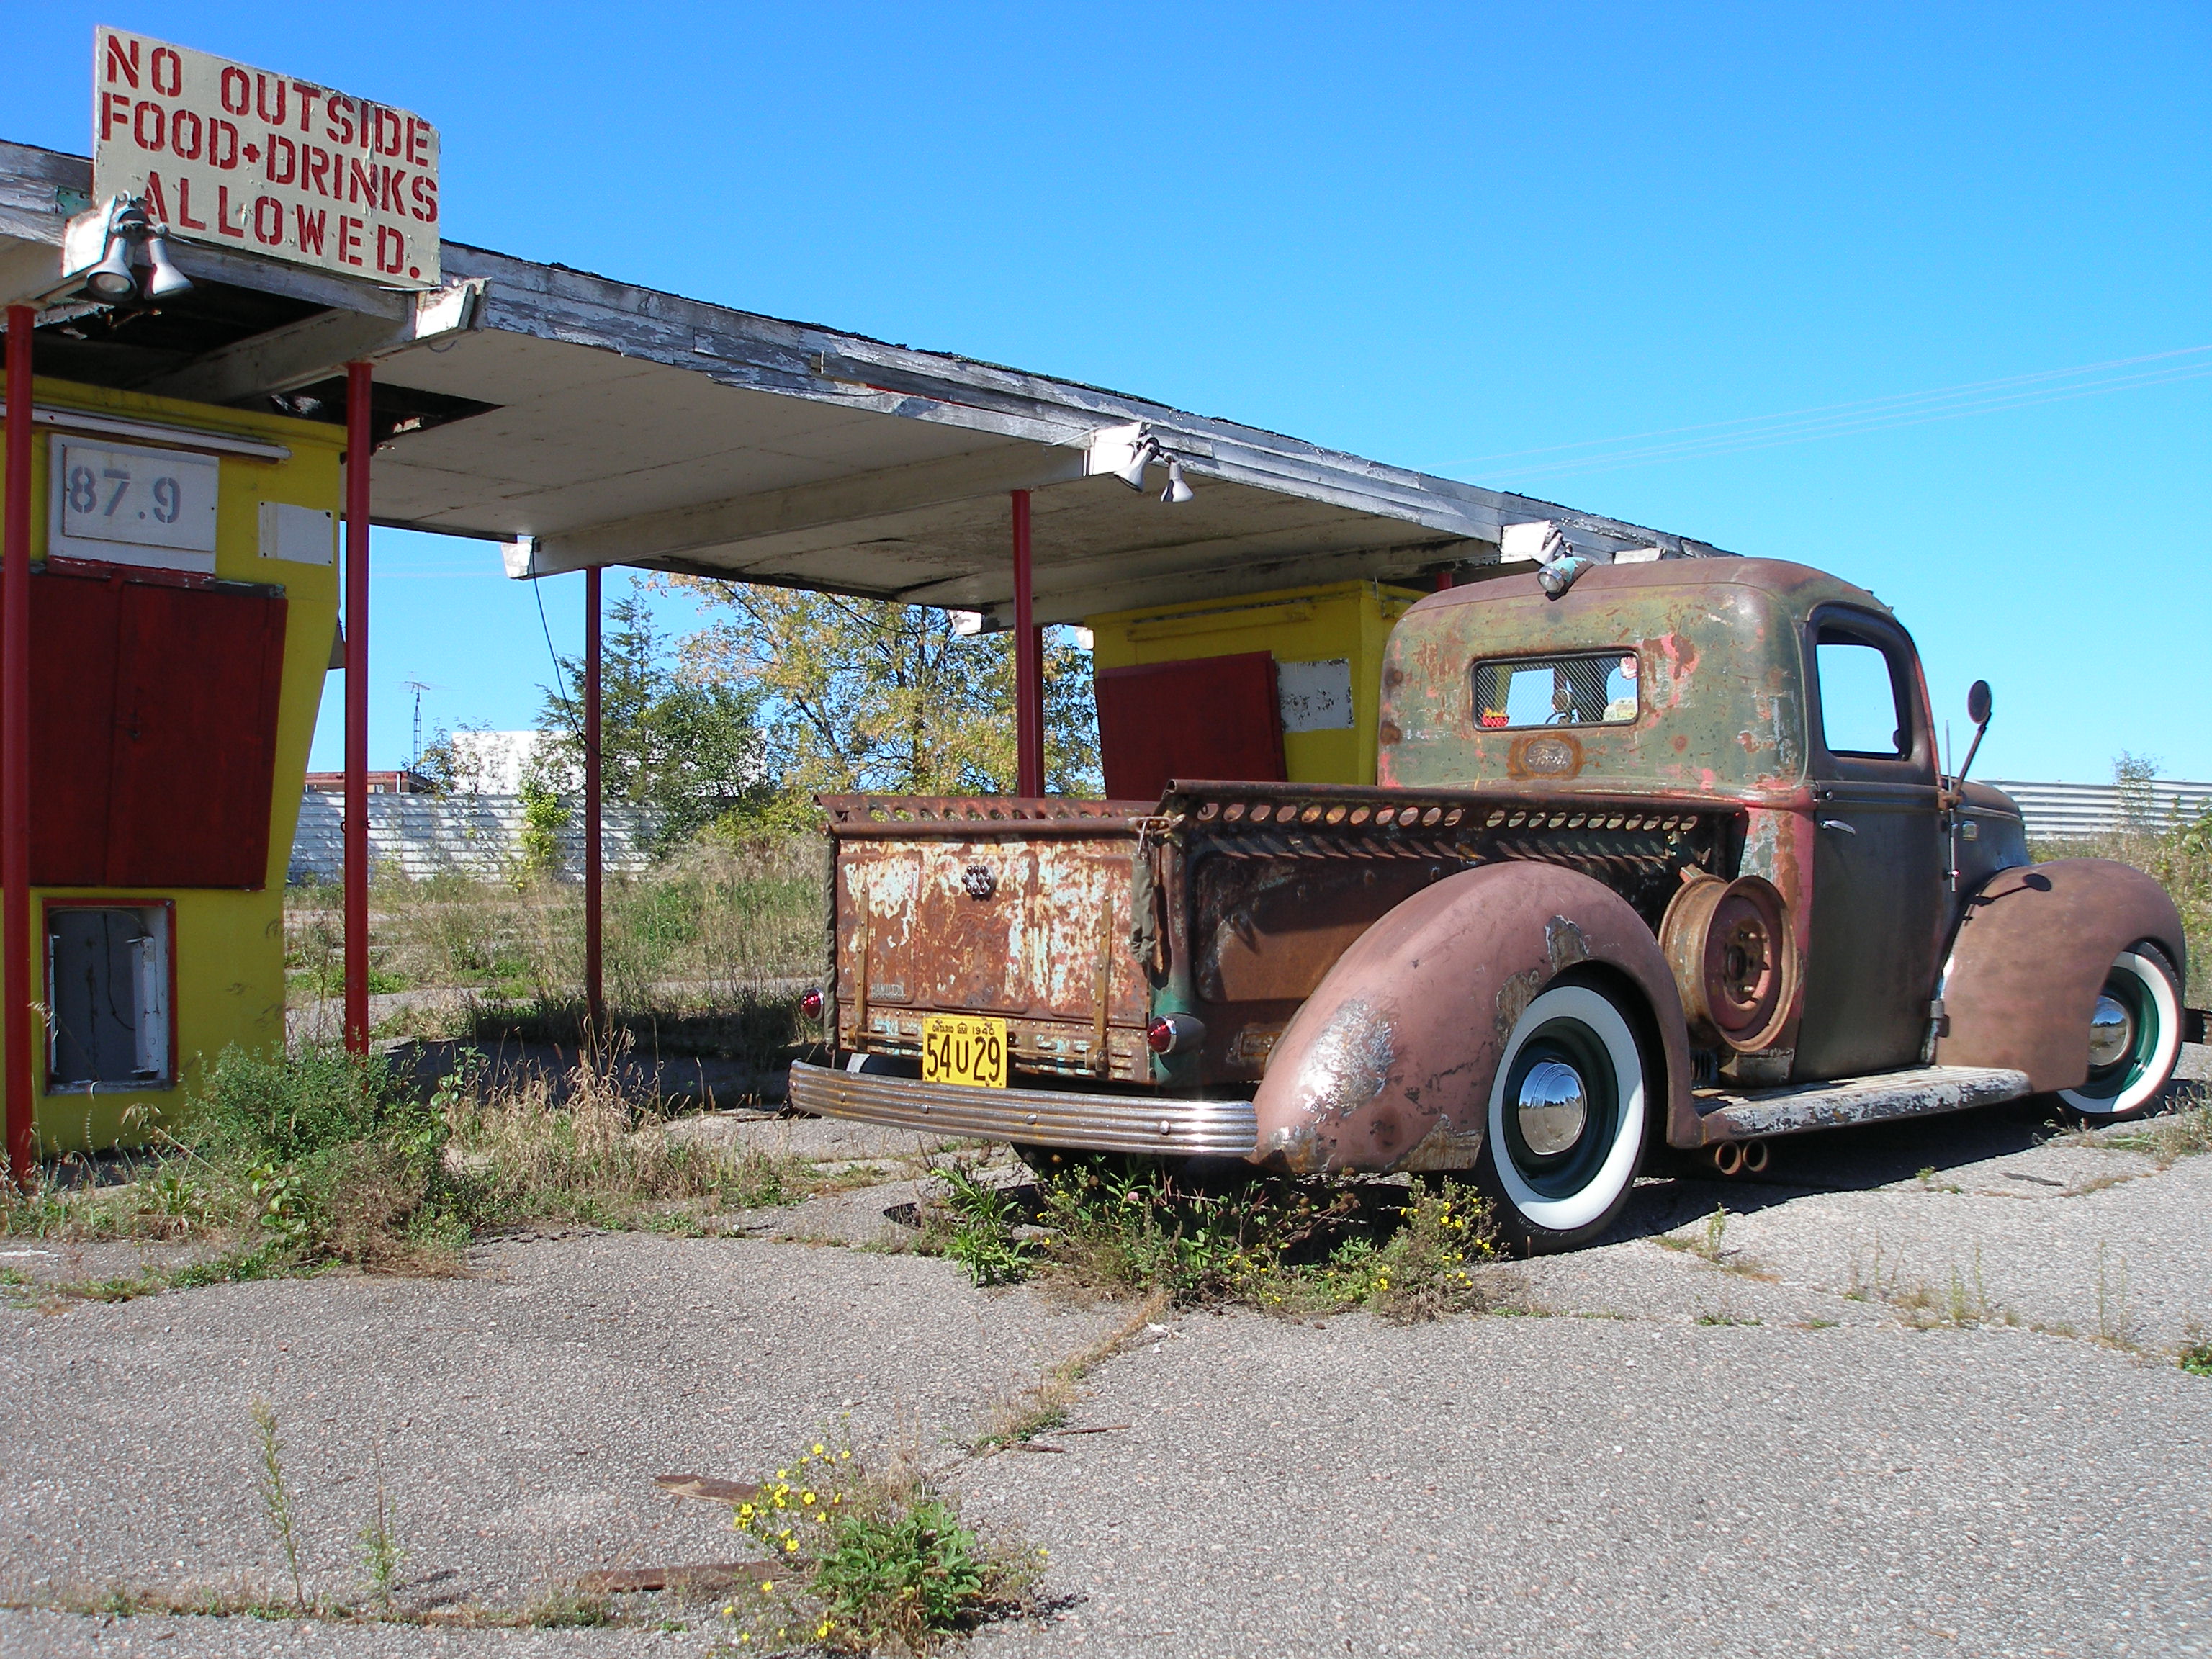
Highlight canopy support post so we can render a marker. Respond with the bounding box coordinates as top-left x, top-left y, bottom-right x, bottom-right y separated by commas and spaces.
4, 307, 32, 1186
1012, 489, 1044, 796
584, 565, 603, 1034
343, 361, 372, 1057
